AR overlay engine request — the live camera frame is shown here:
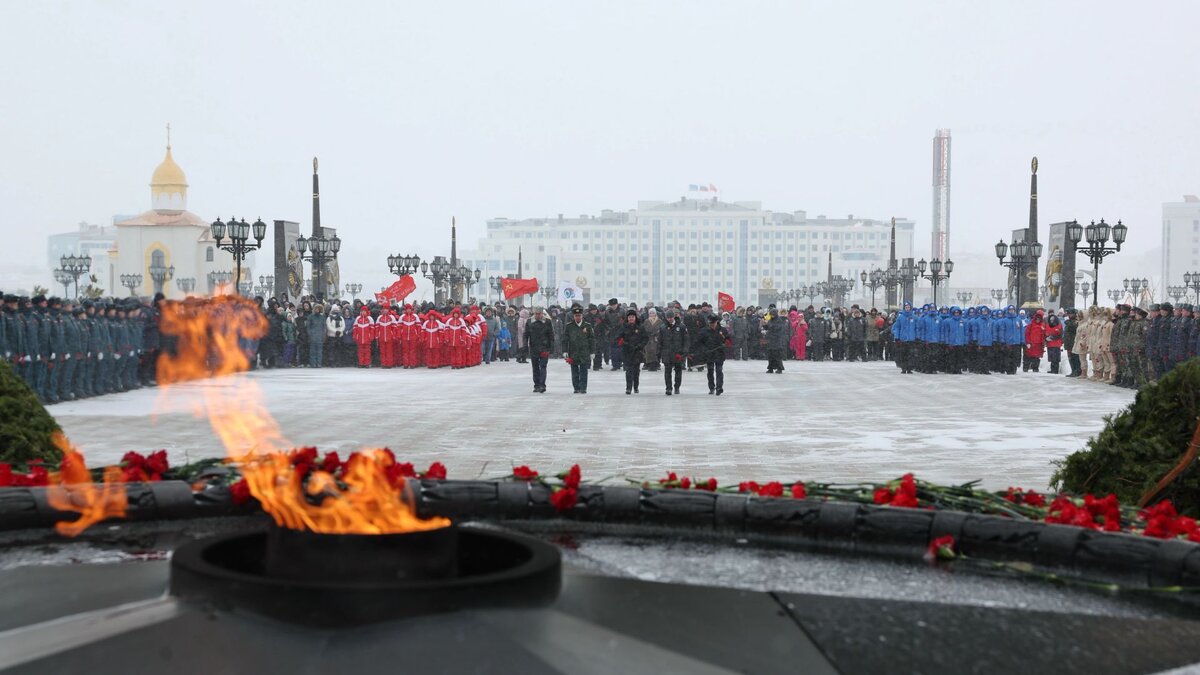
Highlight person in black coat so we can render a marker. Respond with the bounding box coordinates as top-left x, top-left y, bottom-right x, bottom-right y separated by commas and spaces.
765, 308, 789, 373
613, 309, 648, 394
697, 315, 732, 395
659, 309, 689, 395
525, 307, 555, 393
